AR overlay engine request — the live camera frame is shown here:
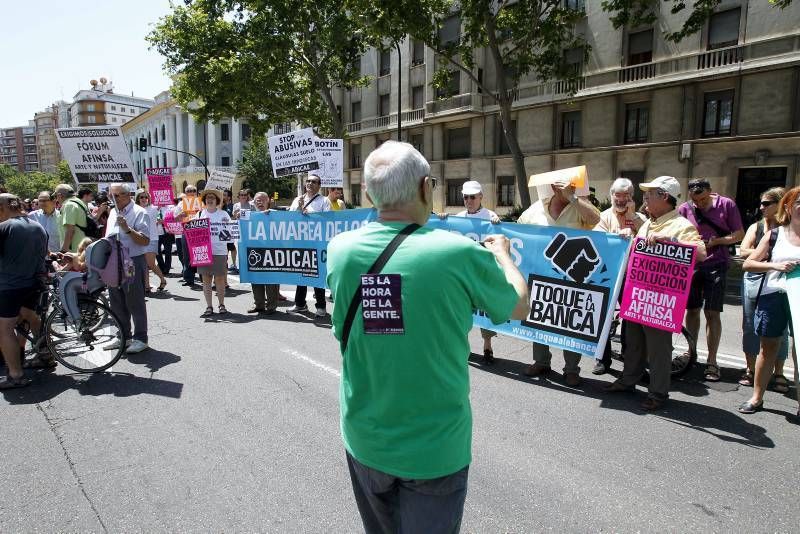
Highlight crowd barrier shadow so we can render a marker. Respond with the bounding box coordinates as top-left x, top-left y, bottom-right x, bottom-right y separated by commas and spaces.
467, 353, 774, 448
1, 369, 184, 405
